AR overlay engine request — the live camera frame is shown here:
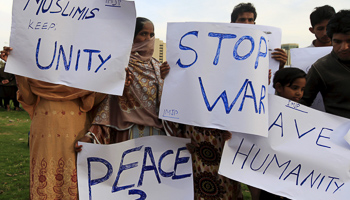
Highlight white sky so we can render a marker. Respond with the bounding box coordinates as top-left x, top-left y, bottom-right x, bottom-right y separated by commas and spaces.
0, 0, 349, 48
